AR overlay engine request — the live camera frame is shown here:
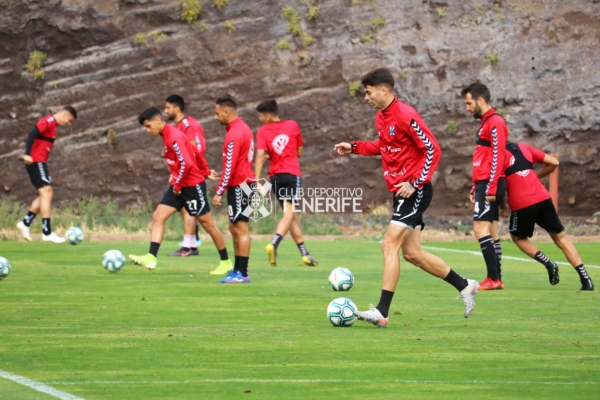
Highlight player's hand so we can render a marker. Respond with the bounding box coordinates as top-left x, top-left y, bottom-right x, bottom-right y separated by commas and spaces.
212, 194, 223, 206
169, 176, 174, 184
469, 193, 475, 204
500, 205, 509, 218
485, 195, 496, 203
20, 155, 33, 165
208, 170, 219, 180
333, 142, 352, 155
394, 182, 415, 198
173, 189, 181, 196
